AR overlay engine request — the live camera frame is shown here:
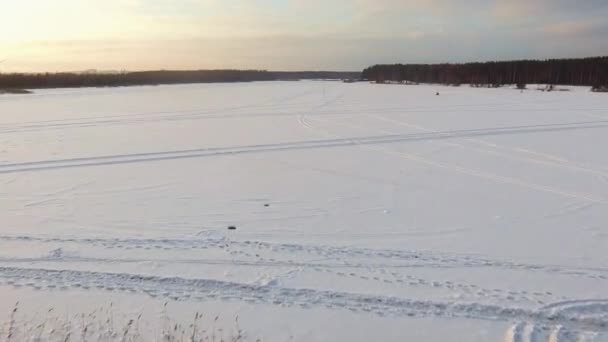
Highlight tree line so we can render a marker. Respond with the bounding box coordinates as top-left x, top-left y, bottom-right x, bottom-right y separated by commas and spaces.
0, 70, 360, 89
361, 57, 608, 88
